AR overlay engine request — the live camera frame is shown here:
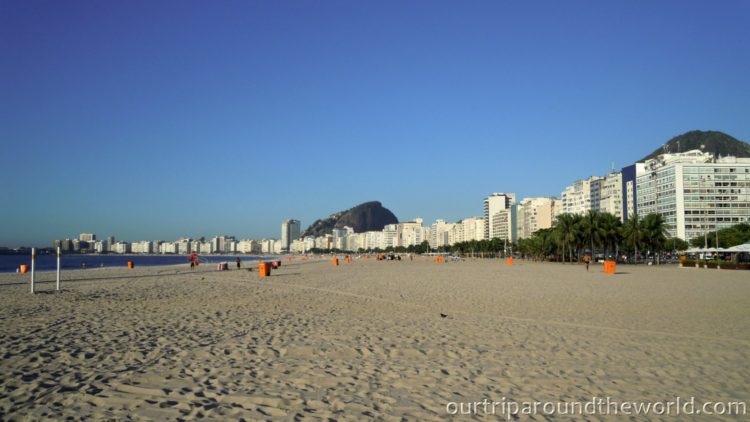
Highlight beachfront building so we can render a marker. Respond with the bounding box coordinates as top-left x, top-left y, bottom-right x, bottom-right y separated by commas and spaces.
335, 227, 353, 250
290, 239, 305, 253
397, 219, 428, 248
303, 236, 316, 252
448, 217, 485, 244
347, 233, 364, 251
314, 235, 332, 250
281, 219, 301, 252
94, 241, 107, 253
492, 208, 516, 243
112, 242, 130, 254
237, 239, 261, 254
561, 176, 603, 215
429, 219, 454, 249
599, 172, 624, 221
622, 162, 646, 221
364, 231, 385, 250
516, 197, 560, 239
176, 238, 191, 255
130, 241, 153, 254
483, 192, 516, 240
260, 239, 275, 254
79, 233, 96, 242
636, 150, 750, 241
